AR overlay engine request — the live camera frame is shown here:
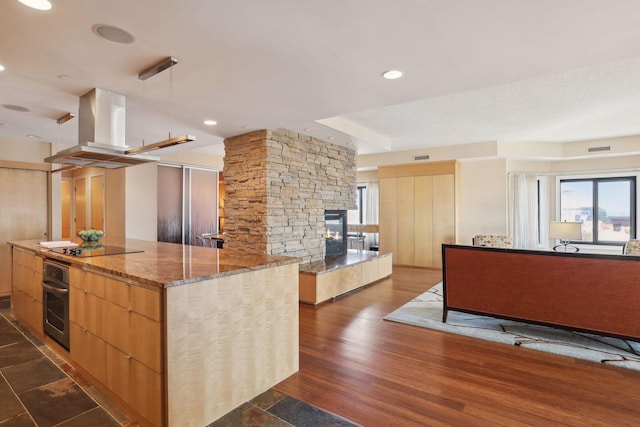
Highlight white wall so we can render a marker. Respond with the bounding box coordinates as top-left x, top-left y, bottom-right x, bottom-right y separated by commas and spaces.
457, 158, 508, 245
357, 141, 498, 170
160, 151, 224, 169
125, 162, 158, 240
0, 137, 51, 163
